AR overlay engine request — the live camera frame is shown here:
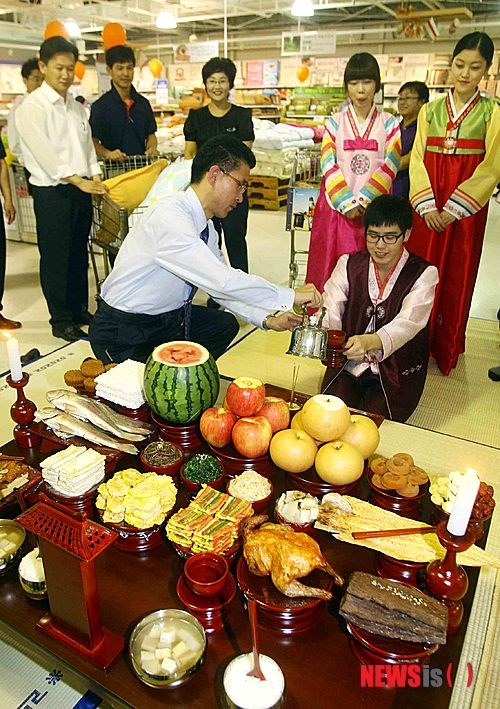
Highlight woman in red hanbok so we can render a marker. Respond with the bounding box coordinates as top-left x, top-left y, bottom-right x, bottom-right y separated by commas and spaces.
409, 32, 499, 375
